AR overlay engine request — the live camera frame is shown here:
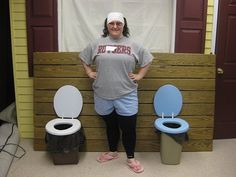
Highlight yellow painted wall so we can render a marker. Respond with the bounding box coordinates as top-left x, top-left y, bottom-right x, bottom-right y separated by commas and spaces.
10, 0, 34, 138
9, 0, 214, 138
205, 0, 214, 54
